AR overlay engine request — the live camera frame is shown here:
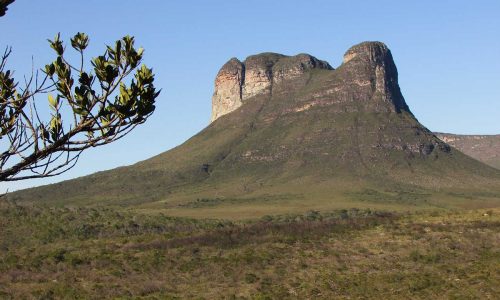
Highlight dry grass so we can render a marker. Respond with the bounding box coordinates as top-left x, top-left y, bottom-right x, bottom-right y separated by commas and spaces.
1, 202, 499, 299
